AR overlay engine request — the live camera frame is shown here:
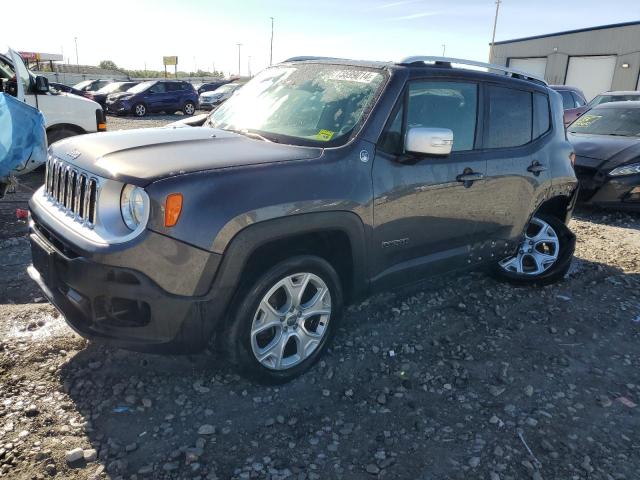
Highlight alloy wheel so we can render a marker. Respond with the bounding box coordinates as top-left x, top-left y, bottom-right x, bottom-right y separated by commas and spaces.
135, 104, 146, 116
250, 272, 331, 370
499, 217, 560, 276
184, 103, 195, 115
